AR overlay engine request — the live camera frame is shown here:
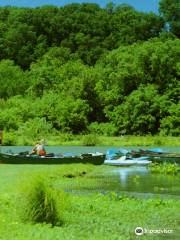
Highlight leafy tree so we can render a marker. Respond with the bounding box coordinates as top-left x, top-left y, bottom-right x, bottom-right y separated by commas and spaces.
0, 7, 10, 21
0, 96, 35, 130
17, 117, 53, 139
28, 92, 91, 133
159, 0, 180, 37
96, 38, 180, 108
27, 48, 79, 96
160, 103, 180, 136
0, 60, 28, 98
0, 3, 164, 68
0, 4, 179, 136
88, 122, 117, 136
53, 97, 91, 133
35, 93, 91, 133
1, 23, 37, 68
108, 85, 172, 135
110, 7, 163, 45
